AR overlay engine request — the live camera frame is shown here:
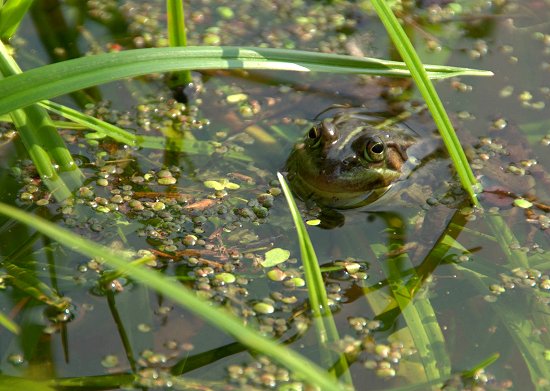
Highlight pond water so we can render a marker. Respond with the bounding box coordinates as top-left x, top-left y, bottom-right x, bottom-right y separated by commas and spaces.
1, 0, 550, 390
